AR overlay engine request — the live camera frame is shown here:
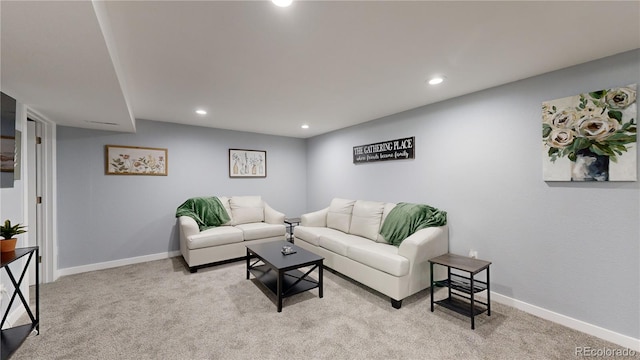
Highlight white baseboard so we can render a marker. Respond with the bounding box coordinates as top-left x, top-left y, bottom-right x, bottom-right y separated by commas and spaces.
491, 292, 640, 352
57, 250, 181, 278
